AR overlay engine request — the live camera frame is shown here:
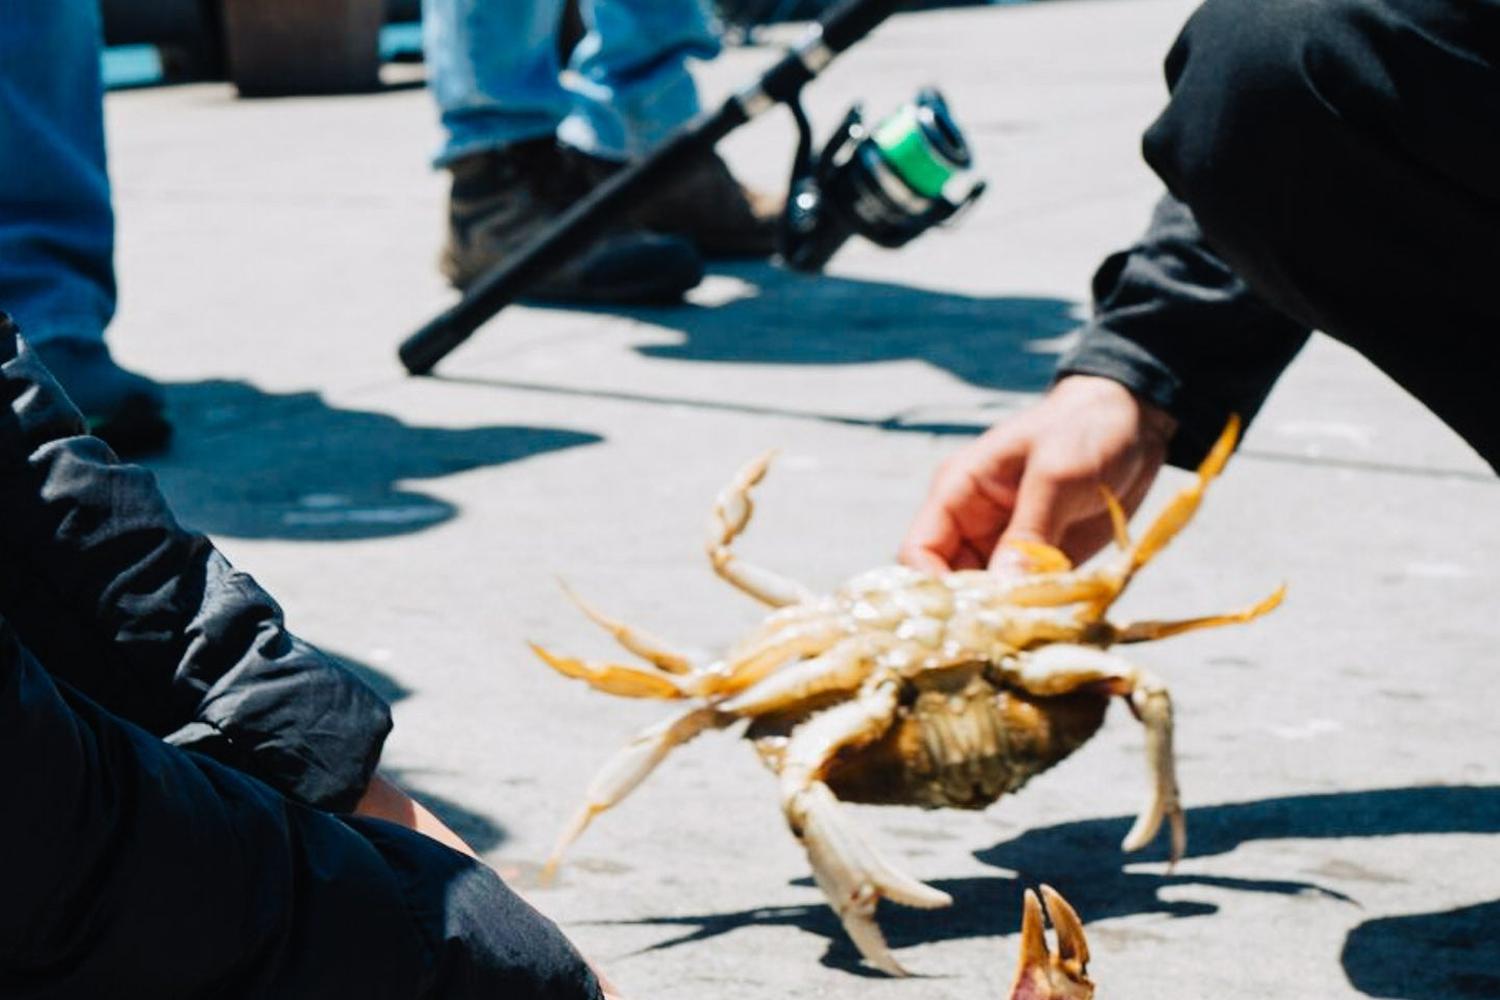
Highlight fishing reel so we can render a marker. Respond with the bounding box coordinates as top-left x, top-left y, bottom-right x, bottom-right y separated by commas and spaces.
780, 86, 985, 272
